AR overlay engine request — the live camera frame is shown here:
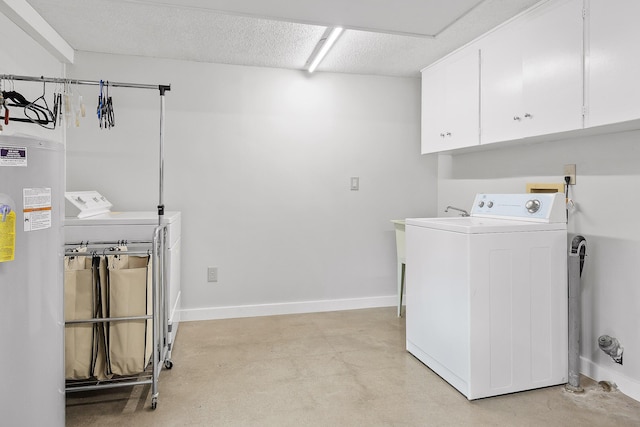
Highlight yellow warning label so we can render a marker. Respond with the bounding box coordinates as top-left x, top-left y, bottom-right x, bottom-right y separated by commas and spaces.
0, 211, 16, 262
